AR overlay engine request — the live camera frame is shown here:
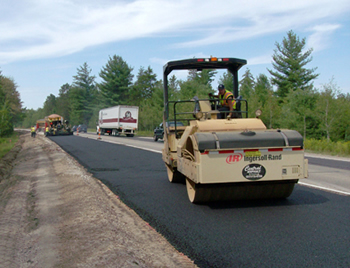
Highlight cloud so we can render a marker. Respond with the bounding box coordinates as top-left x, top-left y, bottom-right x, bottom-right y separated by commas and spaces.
0, 0, 350, 63
306, 24, 341, 52
247, 54, 272, 65
174, 0, 350, 48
